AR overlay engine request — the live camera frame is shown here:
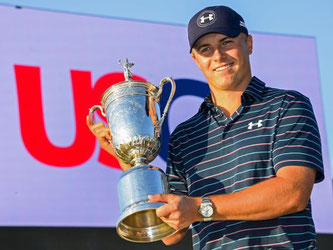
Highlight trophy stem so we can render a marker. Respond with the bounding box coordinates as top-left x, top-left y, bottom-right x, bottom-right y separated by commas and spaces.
131, 157, 149, 167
